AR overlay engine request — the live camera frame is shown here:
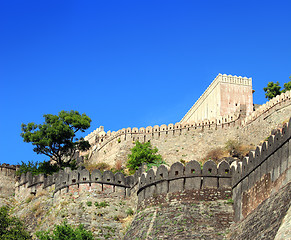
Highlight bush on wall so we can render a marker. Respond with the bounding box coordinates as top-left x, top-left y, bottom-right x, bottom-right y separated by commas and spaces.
126, 141, 165, 174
